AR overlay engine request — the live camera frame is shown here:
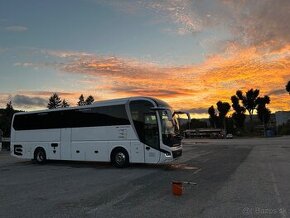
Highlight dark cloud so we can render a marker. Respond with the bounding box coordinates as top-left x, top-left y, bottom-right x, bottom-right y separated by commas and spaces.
109, 84, 194, 98
267, 89, 287, 96
5, 25, 28, 32
220, 0, 290, 50
183, 107, 209, 114
13, 95, 47, 108
21, 91, 75, 97
103, 0, 290, 51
